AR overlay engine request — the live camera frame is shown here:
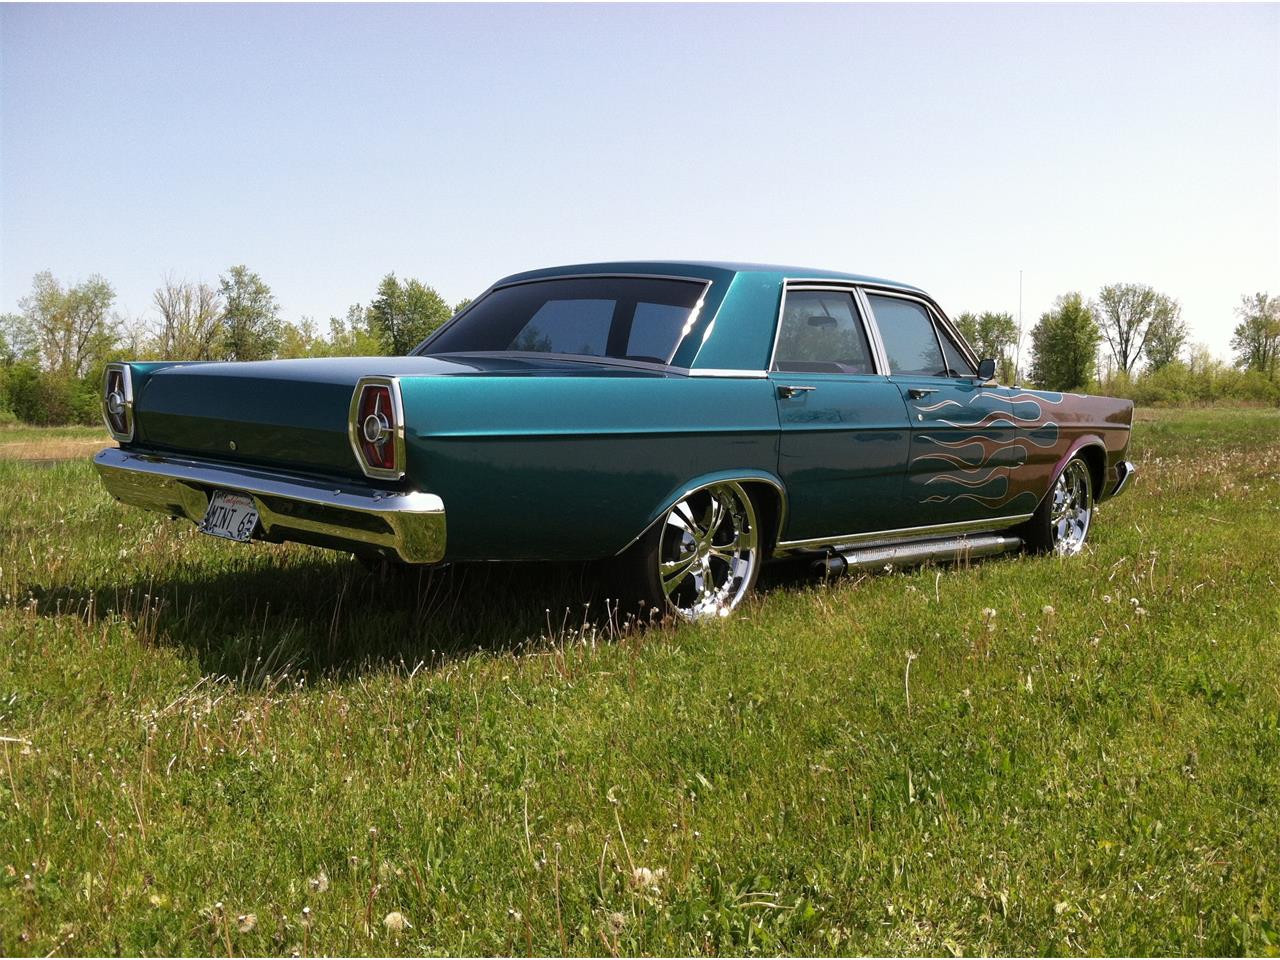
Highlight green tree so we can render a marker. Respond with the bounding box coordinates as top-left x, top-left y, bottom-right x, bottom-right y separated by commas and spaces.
453, 296, 473, 315
367, 274, 452, 354
327, 304, 389, 356
1096, 283, 1179, 374
0, 314, 22, 362
278, 318, 325, 359
955, 310, 1019, 381
19, 271, 118, 377
1144, 303, 1189, 371
1231, 292, 1279, 378
218, 265, 281, 361
1028, 293, 1100, 391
